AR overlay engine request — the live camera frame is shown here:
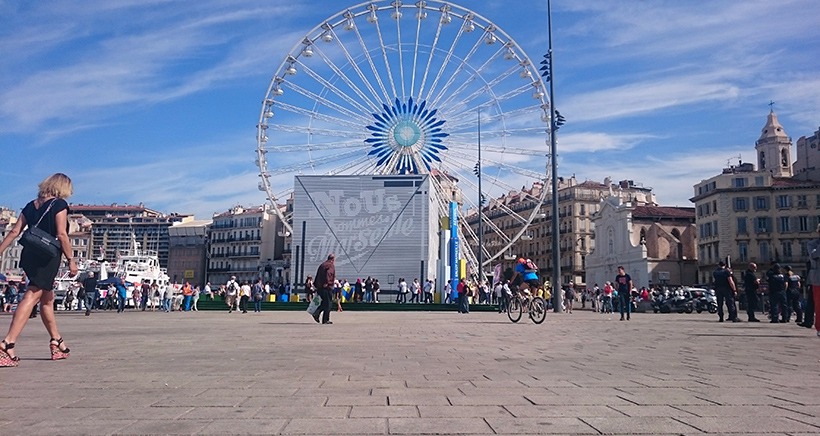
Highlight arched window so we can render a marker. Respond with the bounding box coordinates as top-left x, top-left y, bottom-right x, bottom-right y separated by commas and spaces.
760, 151, 766, 169
608, 228, 614, 254
639, 228, 647, 245
781, 149, 788, 167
